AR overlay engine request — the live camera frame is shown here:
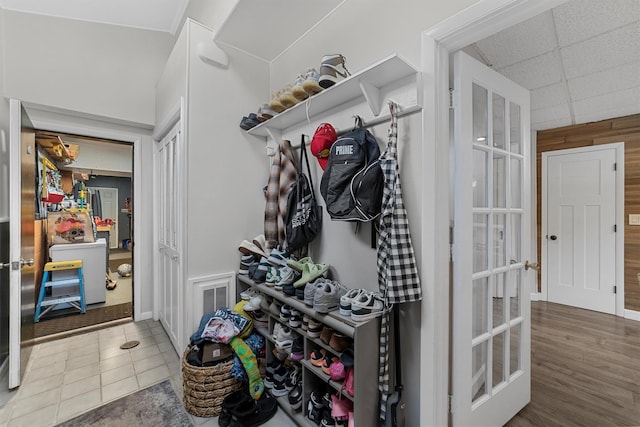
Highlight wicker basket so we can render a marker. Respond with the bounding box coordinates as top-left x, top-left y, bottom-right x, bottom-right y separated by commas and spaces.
182, 346, 243, 418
